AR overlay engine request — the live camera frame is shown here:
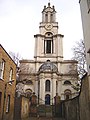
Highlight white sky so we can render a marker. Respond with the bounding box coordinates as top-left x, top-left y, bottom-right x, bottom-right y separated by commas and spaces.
0, 0, 83, 60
